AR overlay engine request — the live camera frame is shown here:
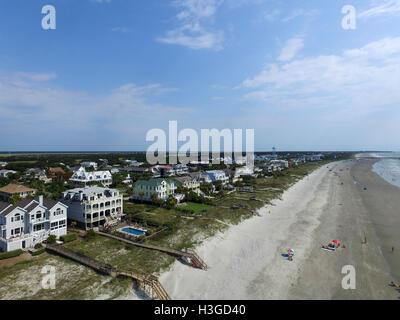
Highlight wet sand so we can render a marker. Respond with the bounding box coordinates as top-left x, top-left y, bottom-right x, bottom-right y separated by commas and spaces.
160, 159, 400, 299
